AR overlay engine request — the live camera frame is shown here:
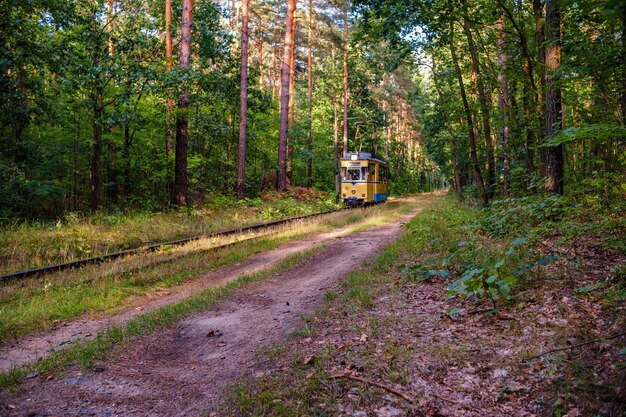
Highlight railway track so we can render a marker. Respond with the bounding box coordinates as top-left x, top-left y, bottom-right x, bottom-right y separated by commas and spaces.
0, 208, 351, 283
